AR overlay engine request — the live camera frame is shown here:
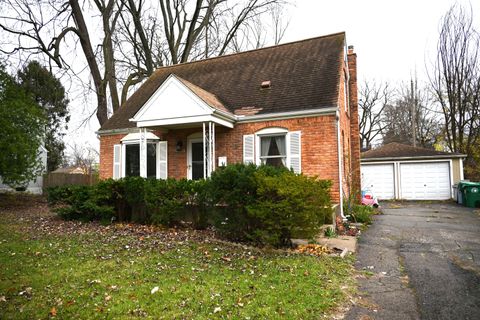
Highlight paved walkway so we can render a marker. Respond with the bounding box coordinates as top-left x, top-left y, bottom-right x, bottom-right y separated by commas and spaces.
346, 202, 480, 320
